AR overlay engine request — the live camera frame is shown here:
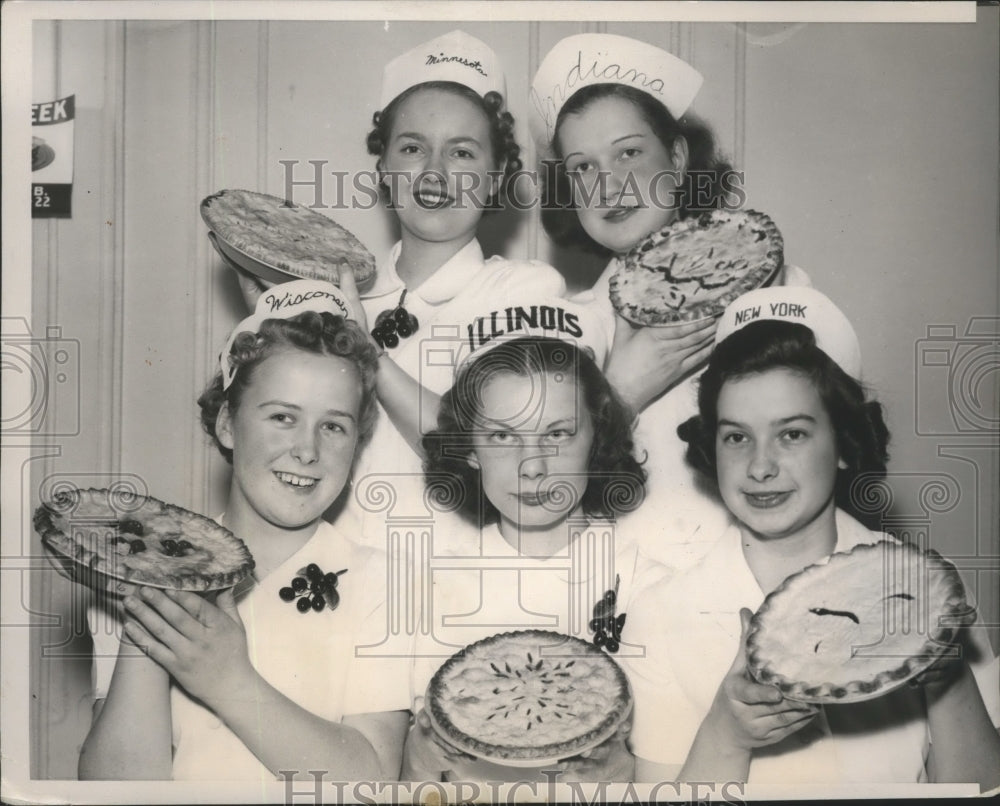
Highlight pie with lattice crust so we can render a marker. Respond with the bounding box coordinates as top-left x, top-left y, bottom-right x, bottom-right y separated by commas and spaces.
34, 487, 254, 593
201, 189, 376, 287
746, 541, 973, 703
425, 630, 632, 765
610, 209, 783, 326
